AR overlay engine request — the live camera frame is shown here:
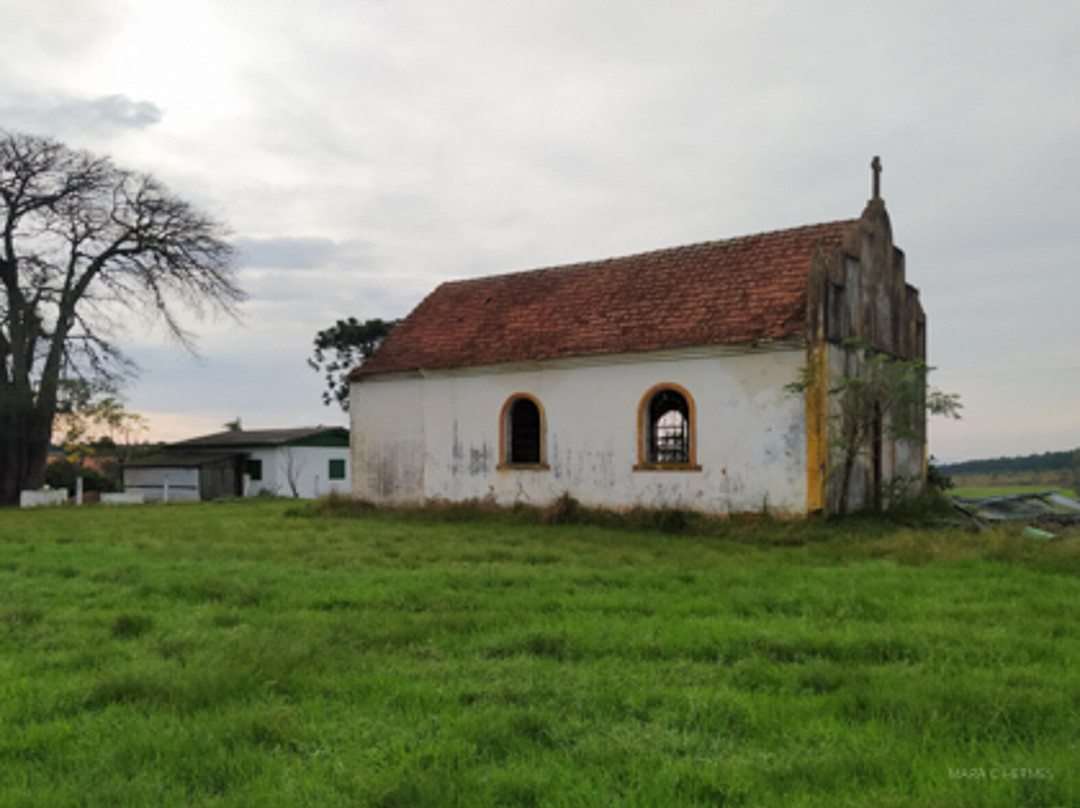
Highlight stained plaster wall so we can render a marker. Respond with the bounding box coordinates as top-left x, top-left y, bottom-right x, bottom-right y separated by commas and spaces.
351, 346, 809, 514
804, 199, 928, 514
